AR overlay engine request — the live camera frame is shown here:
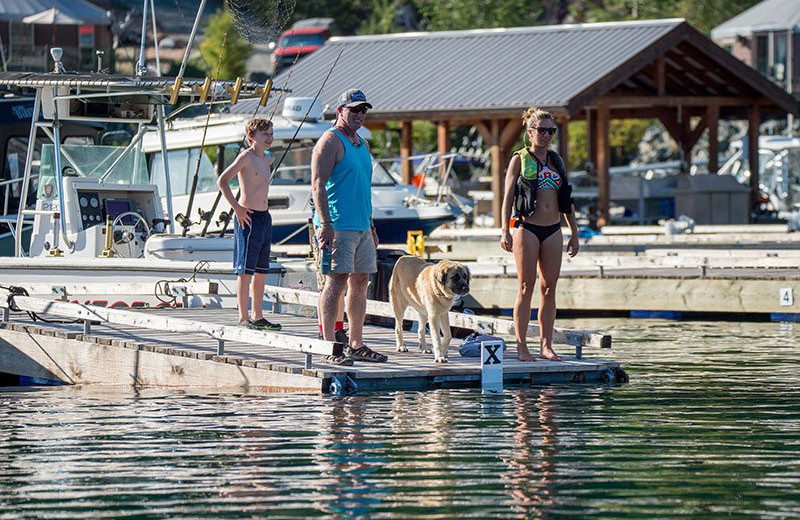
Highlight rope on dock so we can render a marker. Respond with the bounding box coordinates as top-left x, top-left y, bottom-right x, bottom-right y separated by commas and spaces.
1, 285, 81, 324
